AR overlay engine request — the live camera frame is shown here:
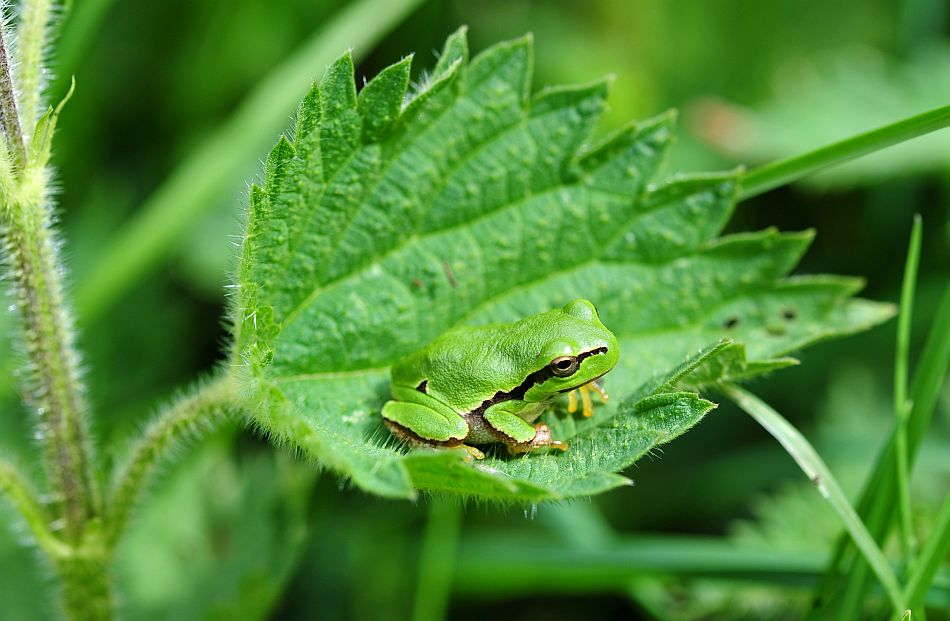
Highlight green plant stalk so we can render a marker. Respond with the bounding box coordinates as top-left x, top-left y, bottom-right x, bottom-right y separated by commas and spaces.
456, 532, 827, 593
739, 104, 950, 200
75, 0, 425, 321
411, 497, 462, 621
809, 282, 950, 619
894, 215, 922, 567
104, 374, 239, 547
0, 457, 68, 557
0, 13, 97, 544
0, 12, 25, 163
14, 0, 55, 138
721, 383, 908, 615
453, 532, 950, 607
904, 493, 950, 611
57, 553, 113, 621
